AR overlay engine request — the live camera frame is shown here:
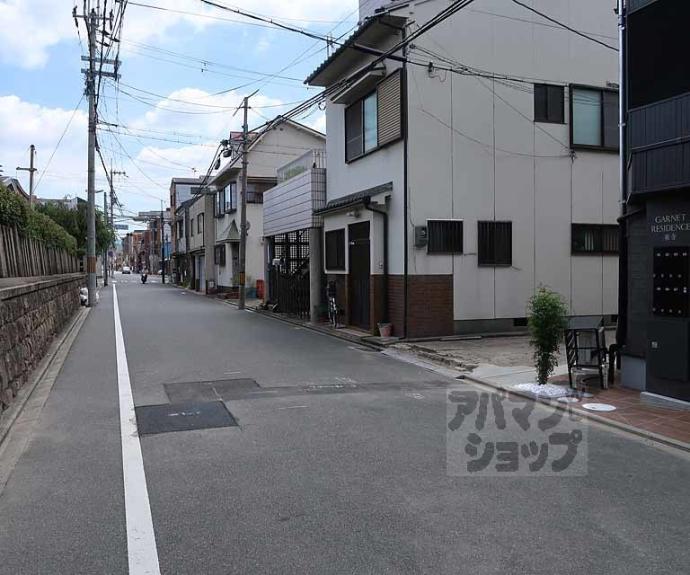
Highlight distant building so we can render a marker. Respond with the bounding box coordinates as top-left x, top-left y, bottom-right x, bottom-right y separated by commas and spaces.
36, 196, 81, 210
0, 176, 30, 201
207, 118, 326, 296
